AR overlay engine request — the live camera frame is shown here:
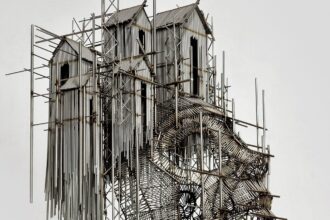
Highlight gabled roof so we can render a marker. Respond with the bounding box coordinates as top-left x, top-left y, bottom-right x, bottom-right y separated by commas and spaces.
153, 3, 212, 34
105, 2, 146, 27
52, 37, 94, 62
